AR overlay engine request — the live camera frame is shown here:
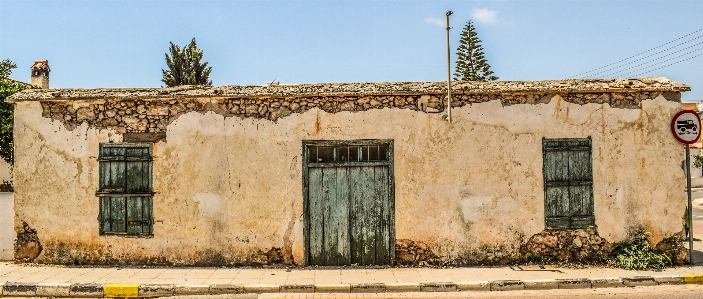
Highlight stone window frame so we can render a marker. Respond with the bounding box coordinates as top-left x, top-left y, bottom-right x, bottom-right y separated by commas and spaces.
97, 143, 154, 236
